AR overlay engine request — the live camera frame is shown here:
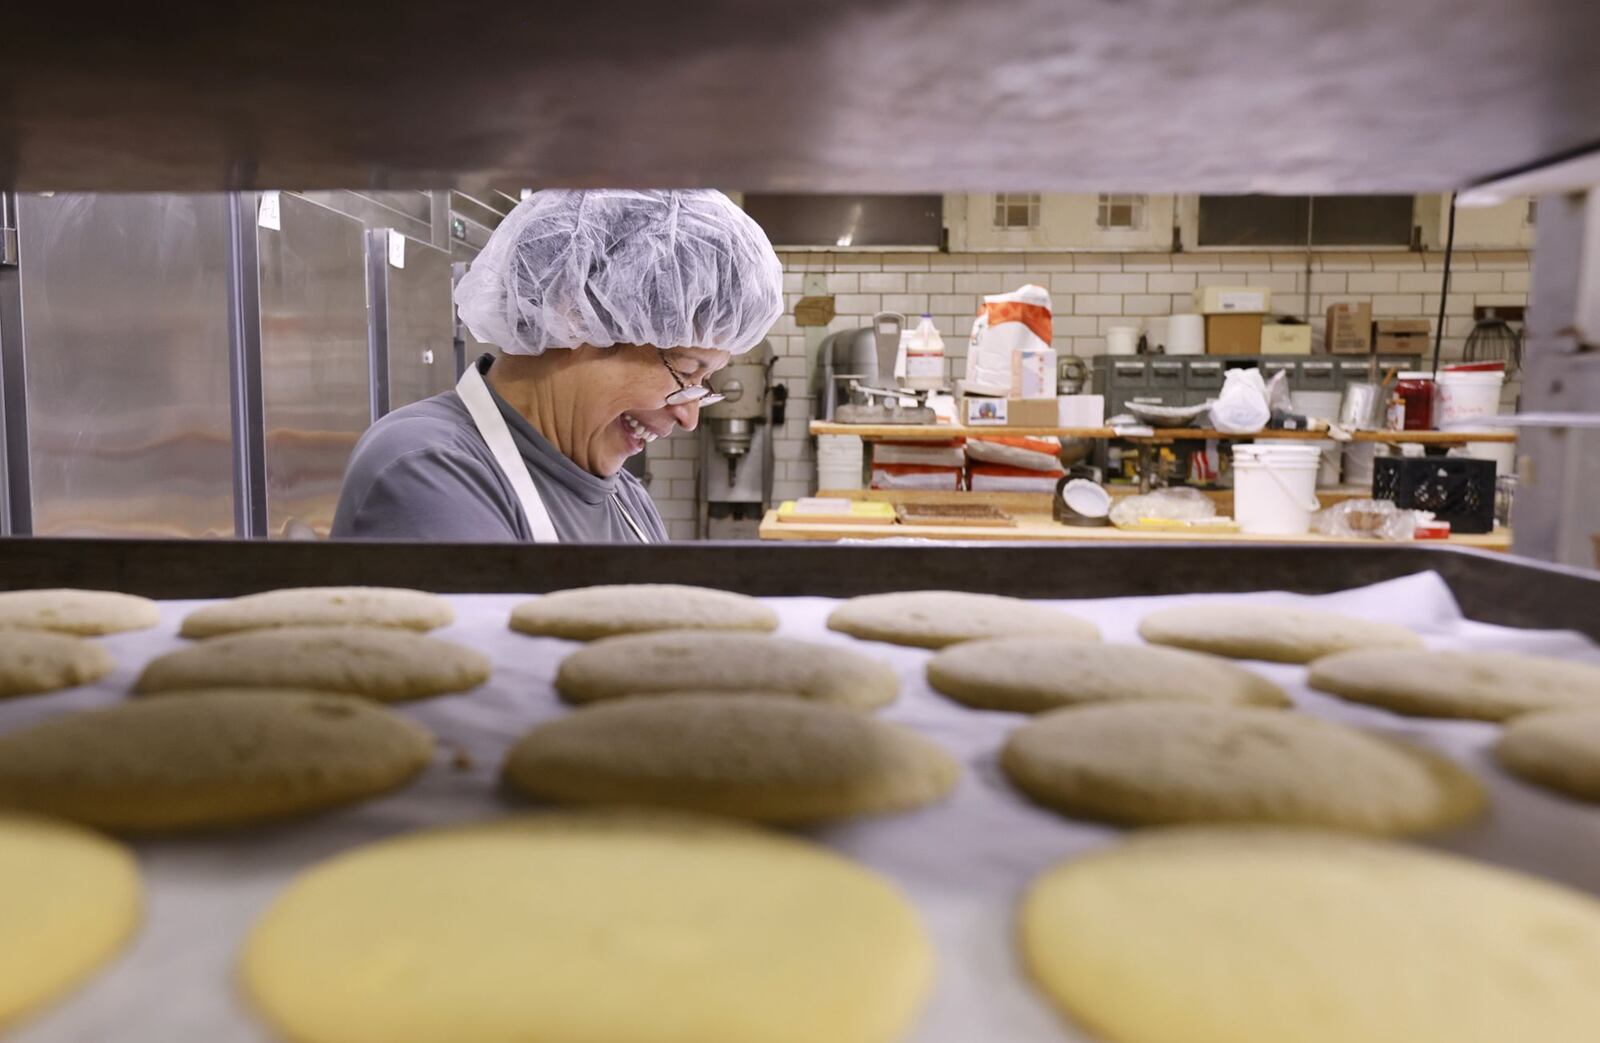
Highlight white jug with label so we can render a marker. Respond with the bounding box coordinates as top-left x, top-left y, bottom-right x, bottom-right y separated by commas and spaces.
898, 314, 947, 391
